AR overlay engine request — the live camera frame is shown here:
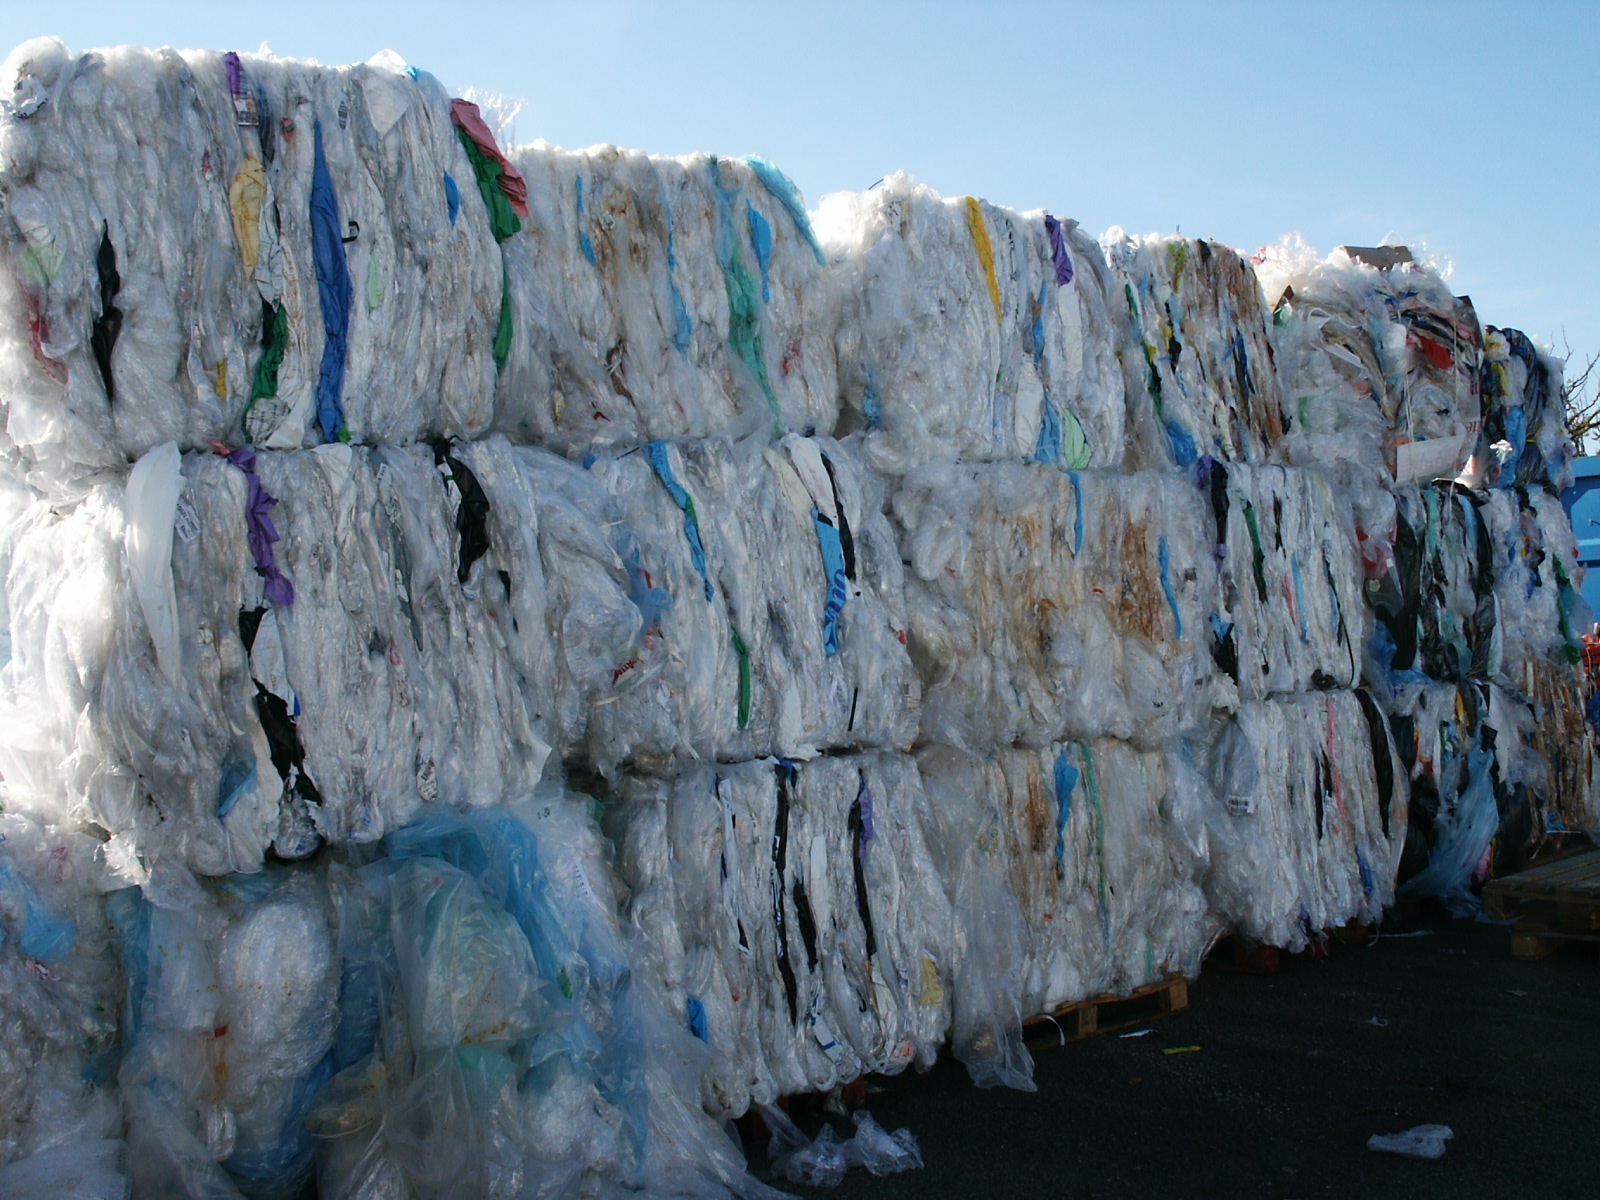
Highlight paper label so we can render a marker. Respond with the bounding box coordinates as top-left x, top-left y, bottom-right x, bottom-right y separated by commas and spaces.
173, 497, 201, 544
415, 757, 439, 803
